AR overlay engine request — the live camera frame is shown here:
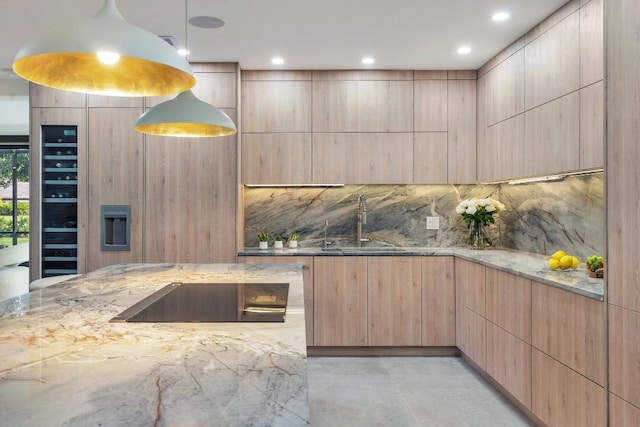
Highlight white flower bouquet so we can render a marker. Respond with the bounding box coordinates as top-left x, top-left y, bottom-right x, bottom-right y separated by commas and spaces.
456, 197, 506, 227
